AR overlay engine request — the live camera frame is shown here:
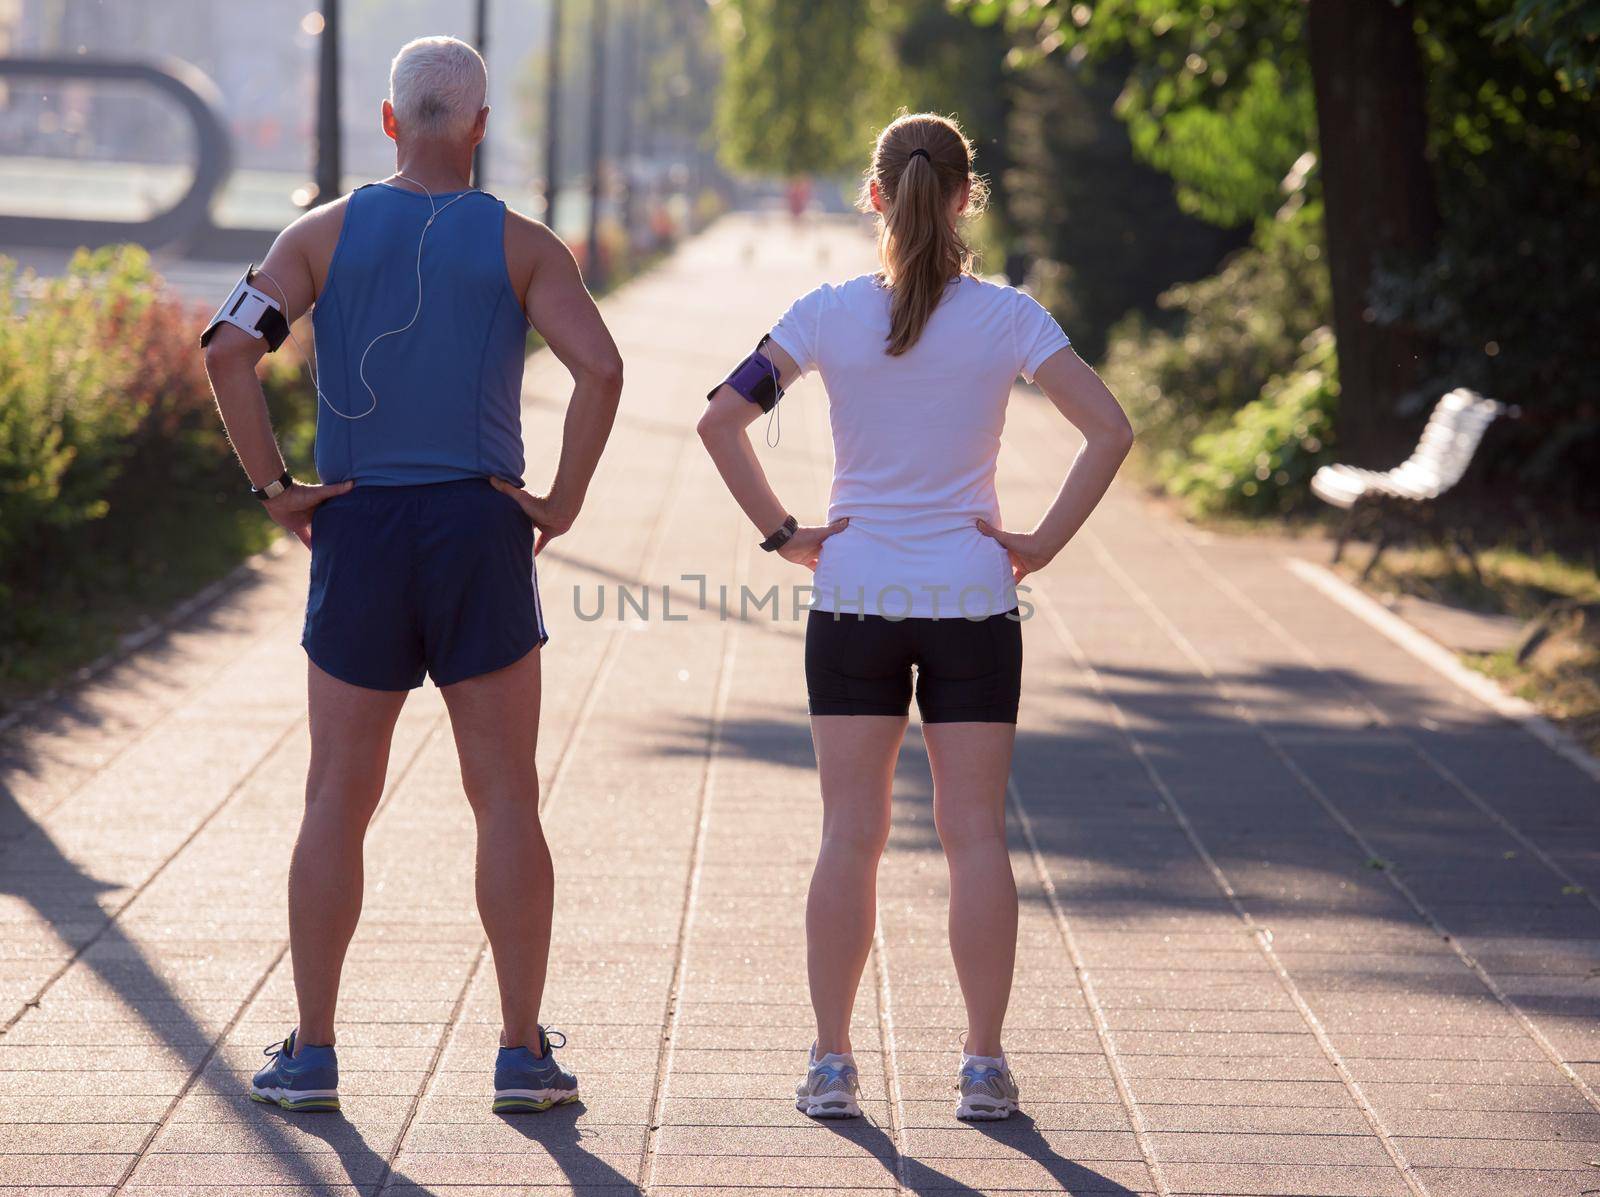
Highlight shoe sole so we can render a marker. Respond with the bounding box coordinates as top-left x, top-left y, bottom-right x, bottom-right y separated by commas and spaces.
250, 1087, 341, 1113
493, 1090, 581, 1114
796, 1094, 861, 1119
956, 1097, 1017, 1120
